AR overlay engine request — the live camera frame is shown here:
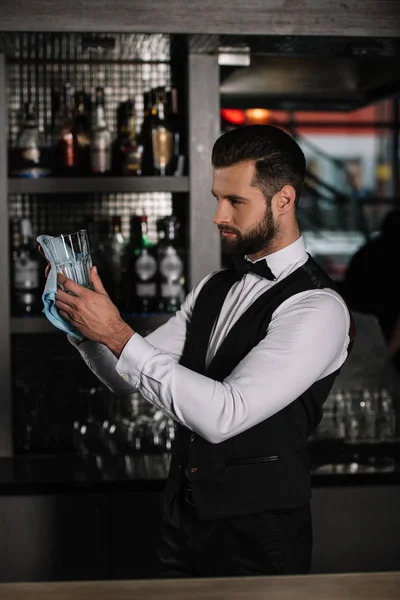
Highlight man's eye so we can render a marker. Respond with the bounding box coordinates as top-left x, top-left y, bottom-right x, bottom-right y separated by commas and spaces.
230, 198, 241, 206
